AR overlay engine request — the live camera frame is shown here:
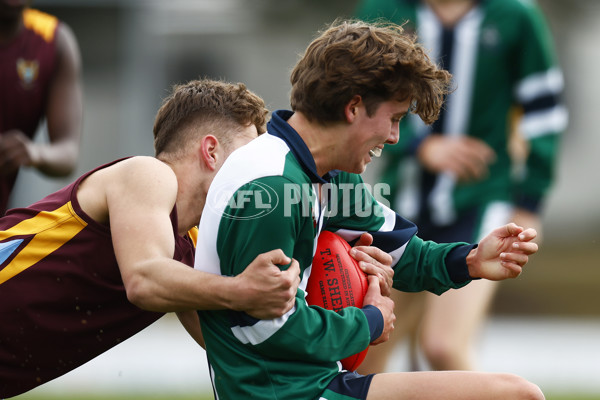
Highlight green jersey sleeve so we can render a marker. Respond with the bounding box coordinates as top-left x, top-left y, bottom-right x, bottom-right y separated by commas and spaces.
325, 172, 473, 295
511, 2, 566, 211
216, 175, 373, 363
